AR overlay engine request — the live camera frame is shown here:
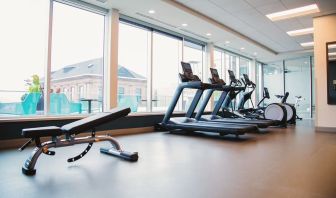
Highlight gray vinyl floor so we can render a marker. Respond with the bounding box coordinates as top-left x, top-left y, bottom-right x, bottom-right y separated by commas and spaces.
0, 120, 336, 198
